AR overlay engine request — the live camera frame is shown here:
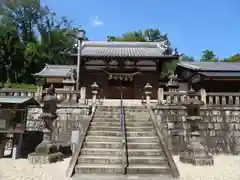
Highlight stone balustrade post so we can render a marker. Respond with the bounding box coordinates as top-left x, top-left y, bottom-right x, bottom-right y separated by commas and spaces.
200, 88, 207, 106
80, 87, 86, 102
158, 88, 164, 104
91, 82, 99, 103
144, 82, 152, 105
